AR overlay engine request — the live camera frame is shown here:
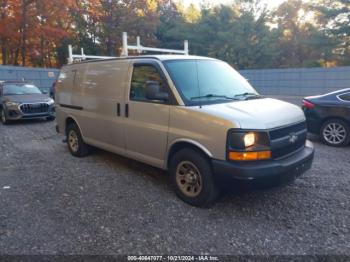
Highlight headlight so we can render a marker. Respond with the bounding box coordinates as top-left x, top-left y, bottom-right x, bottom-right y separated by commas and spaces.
227, 130, 271, 161
243, 132, 255, 147
5, 101, 19, 107
47, 98, 55, 105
